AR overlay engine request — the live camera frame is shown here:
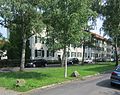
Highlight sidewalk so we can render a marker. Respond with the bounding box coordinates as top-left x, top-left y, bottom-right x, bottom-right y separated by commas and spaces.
0, 67, 19, 72
0, 87, 20, 95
